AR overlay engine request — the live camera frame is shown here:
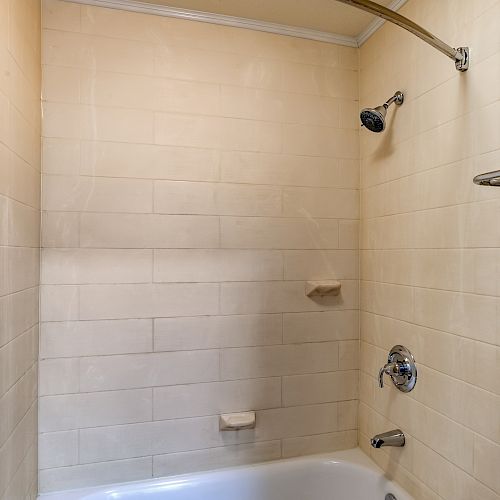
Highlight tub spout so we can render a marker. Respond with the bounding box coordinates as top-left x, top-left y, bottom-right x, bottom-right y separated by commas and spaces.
371, 429, 405, 448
